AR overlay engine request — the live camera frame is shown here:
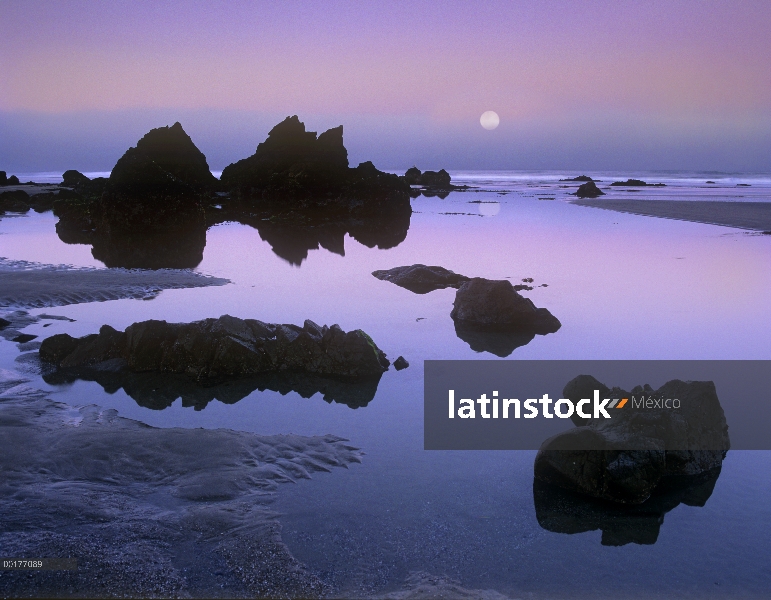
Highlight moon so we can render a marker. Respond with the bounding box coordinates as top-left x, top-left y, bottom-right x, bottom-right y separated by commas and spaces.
480, 111, 500, 130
